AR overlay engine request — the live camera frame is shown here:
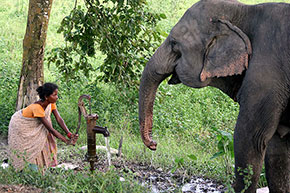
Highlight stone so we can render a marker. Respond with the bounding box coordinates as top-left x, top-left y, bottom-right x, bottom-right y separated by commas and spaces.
56, 163, 79, 170
256, 187, 269, 193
